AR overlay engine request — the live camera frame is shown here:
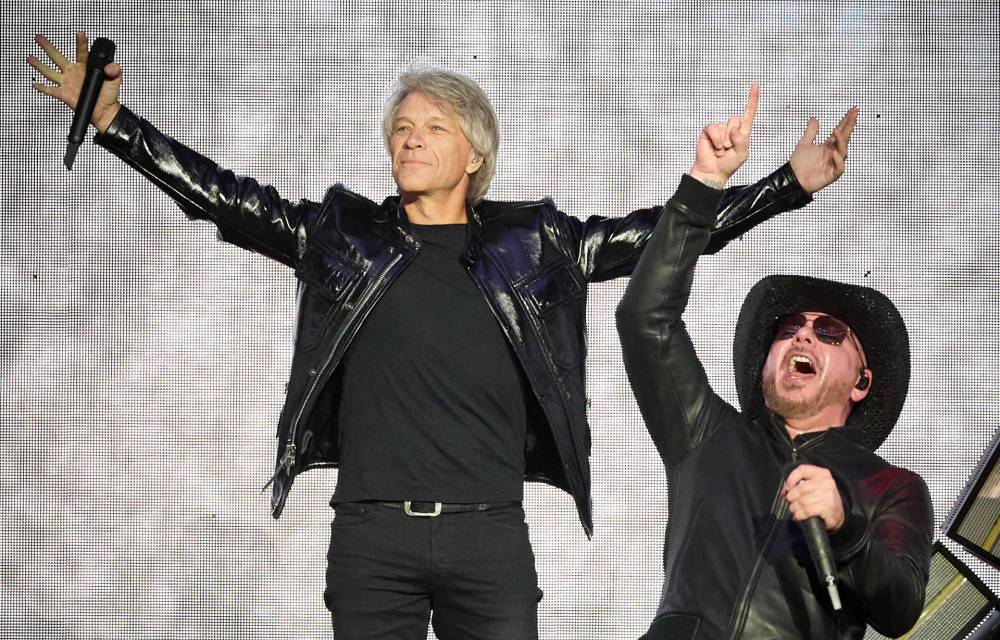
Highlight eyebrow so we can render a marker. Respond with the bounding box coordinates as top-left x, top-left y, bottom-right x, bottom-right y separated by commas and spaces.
393, 114, 451, 125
